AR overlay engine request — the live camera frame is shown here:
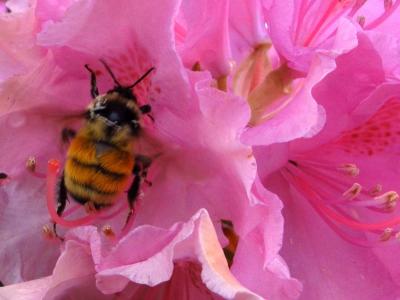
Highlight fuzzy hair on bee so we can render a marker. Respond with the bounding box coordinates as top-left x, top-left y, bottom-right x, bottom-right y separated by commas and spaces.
53, 60, 154, 239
